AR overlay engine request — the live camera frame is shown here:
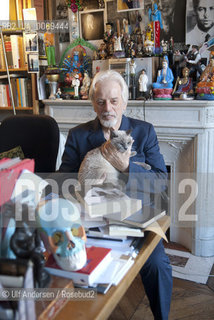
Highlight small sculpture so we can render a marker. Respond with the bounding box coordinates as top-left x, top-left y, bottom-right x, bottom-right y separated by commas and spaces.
185, 45, 202, 81
196, 51, 214, 100
152, 55, 174, 100
44, 24, 56, 66
10, 218, 50, 288
80, 71, 91, 100
56, 87, 62, 99
37, 198, 87, 272
138, 69, 149, 100
172, 67, 194, 100
72, 73, 80, 99
148, 3, 163, 51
